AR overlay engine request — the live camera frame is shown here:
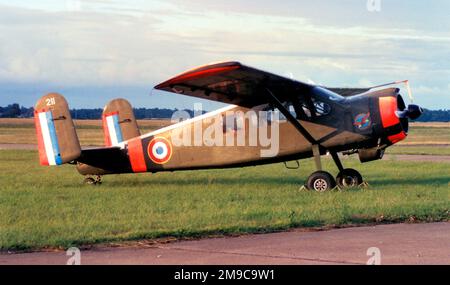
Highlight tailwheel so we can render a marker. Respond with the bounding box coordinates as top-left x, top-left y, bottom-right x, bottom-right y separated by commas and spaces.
83, 177, 96, 185
83, 176, 102, 185
306, 171, 336, 192
94, 175, 102, 185
336, 168, 363, 188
